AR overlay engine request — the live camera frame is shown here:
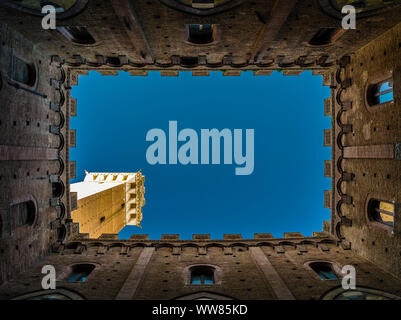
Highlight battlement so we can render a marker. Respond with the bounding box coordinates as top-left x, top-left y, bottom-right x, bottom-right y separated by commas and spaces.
74, 230, 332, 242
